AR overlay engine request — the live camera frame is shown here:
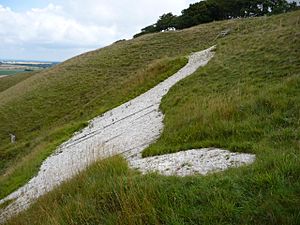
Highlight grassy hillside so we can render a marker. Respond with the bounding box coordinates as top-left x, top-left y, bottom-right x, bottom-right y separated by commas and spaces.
4, 10, 300, 225
0, 12, 233, 199
0, 56, 187, 198
0, 72, 36, 93
143, 12, 300, 157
